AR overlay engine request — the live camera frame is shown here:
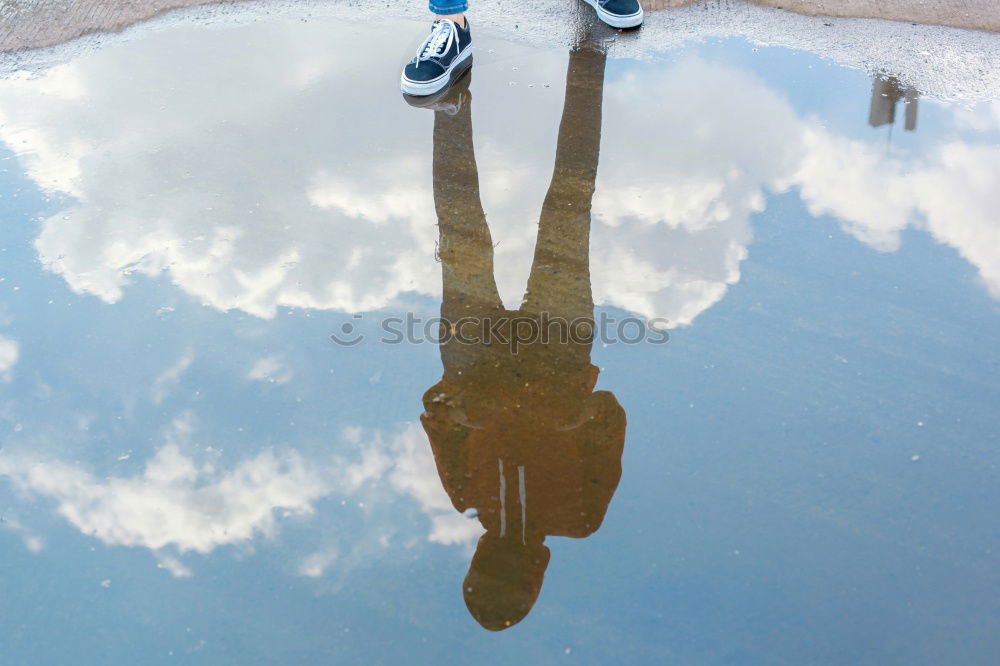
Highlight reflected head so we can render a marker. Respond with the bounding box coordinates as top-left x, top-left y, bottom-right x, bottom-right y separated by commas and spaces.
463, 532, 551, 631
